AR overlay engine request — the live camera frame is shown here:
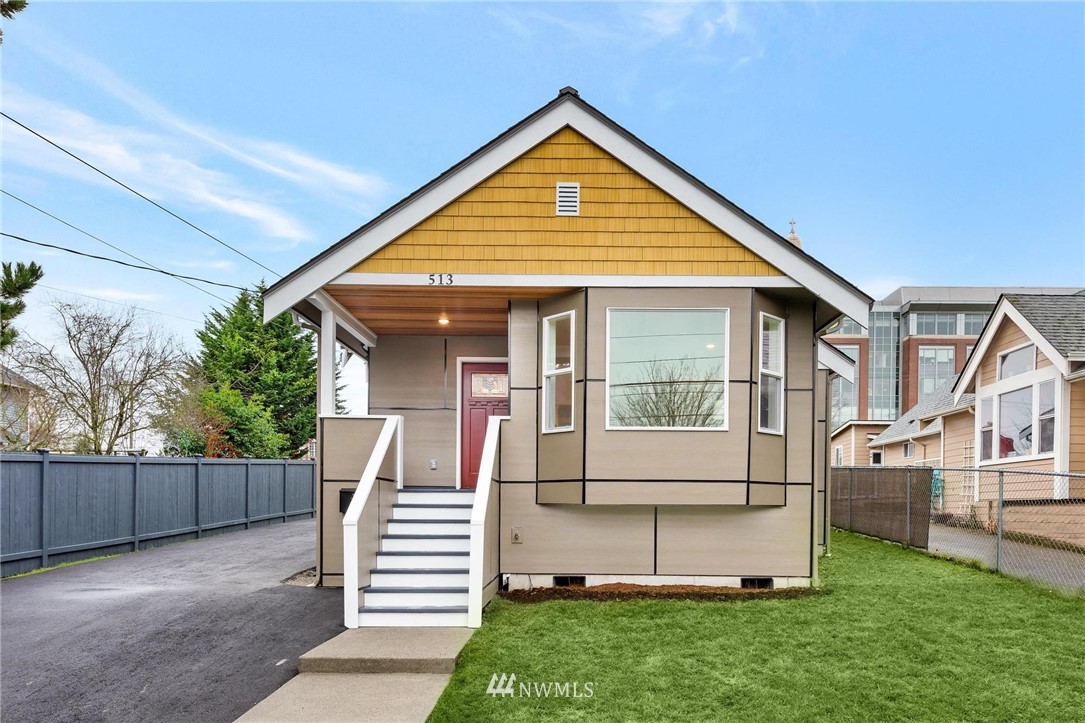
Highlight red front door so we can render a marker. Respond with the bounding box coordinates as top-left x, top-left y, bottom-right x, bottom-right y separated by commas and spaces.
461, 362, 509, 489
